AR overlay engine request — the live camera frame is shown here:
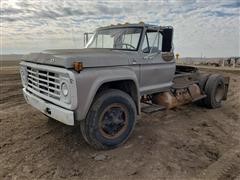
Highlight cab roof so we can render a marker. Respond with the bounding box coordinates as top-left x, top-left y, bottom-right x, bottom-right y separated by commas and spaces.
97, 22, 173, 31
